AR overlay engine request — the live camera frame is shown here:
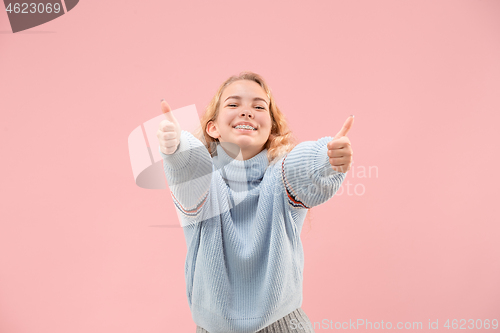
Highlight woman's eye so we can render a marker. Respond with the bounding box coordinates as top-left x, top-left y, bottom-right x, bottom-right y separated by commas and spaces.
227, 104, 265, 110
